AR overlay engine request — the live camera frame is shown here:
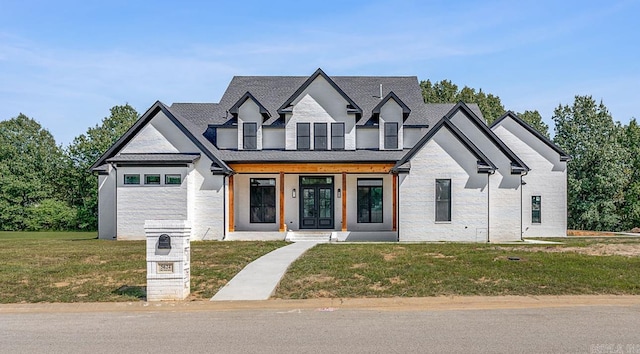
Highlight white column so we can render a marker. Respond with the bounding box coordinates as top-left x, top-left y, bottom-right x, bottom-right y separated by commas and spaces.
145, 220, 191, 301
